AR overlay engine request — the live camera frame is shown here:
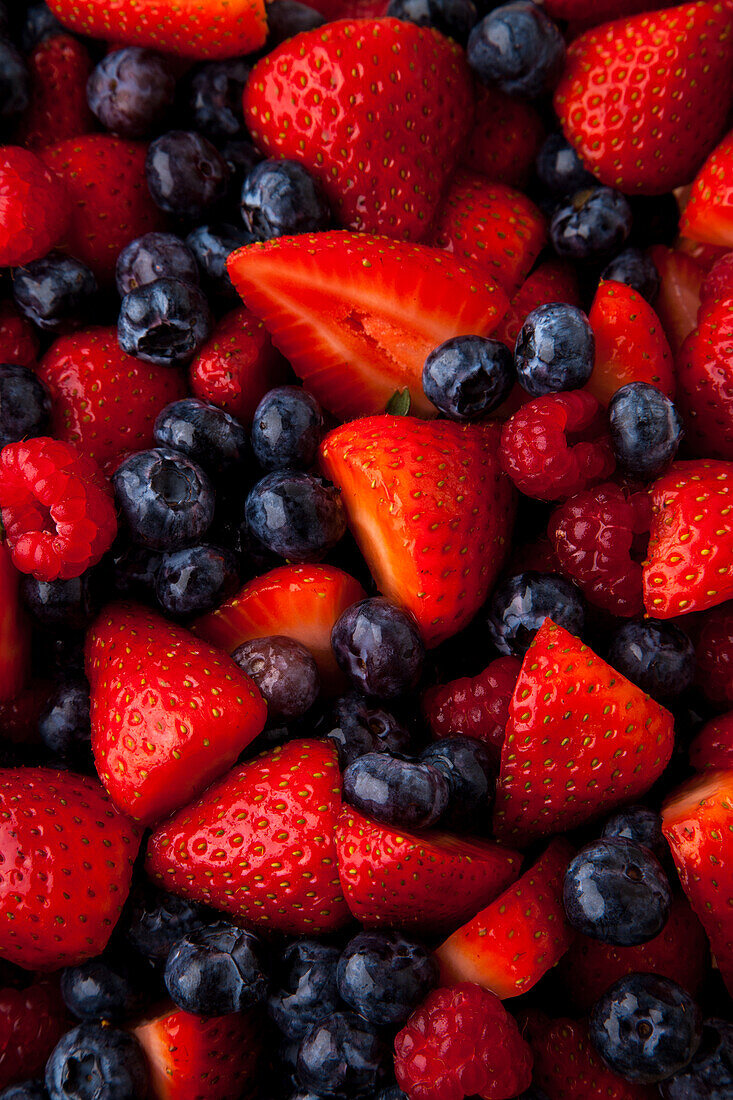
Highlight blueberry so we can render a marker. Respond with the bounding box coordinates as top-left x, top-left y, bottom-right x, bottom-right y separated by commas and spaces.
221, 139, 264, 196
20, 573, 100, 631
155, 543, 239, 617
467, 2, 565, 98
115, 232, 199, 297
590, 974, 703, 1083
551, 187, 633, 262
45, 1024, 148, 1100
296, 1012, 386, 1097
268, 939, 341, 1040
320, 692, 411, 768
86, 48, 175, 139
659, 1018, 733, 1099
343, 752, 449, 829
38, 676, 91, 762
0, 38, 28, 121
0, 1083, 48, 1100
375, 1089, 409, 1100
602, 806, 667, 861
0, 364, 51, 448
241, 160, 331, 240
232, 635, 320, 719
422, 335, 515, 419
265, 1, 326, 48
606, 619, 695, 700
601, 248, 660, 304
21, 3, 63, 51
118, 277, 212, 367
113, 448, 215, 551
485, 571, 586, 657
188, 58, 251, 141
154, 398, 249, 478
110, 541, 162, 599
146, 131, 230, 220
608, 382, 684, 480
61, 957, 144, 1023
419, 737, 495, 831
13, 254, 98, 333
387, 0, 478, 43
122, 885, 210, 963
185, 223, 253, 299
535, 132, 595, 198
164, 920, 268, 1016
245, 470, 346, 562
337, 931, 438, 1026
331, 597, 425, 698
514, 303, 594, 396
252, 386, 324, 470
